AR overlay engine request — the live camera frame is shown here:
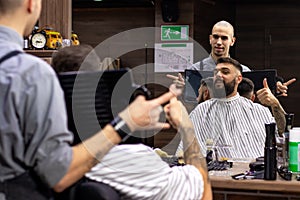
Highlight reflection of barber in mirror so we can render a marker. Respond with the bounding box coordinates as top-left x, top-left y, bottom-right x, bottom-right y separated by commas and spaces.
189, 20, 296, 97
